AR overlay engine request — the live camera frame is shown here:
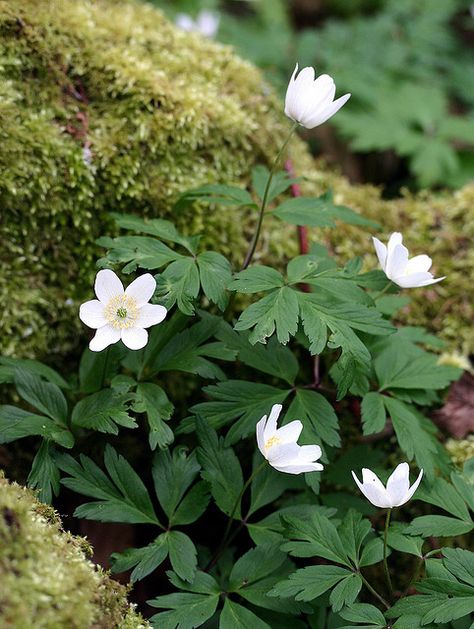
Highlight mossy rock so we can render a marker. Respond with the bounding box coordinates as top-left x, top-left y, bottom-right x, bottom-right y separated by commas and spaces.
0, 474, 150, 628
1, 0, 472, 359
